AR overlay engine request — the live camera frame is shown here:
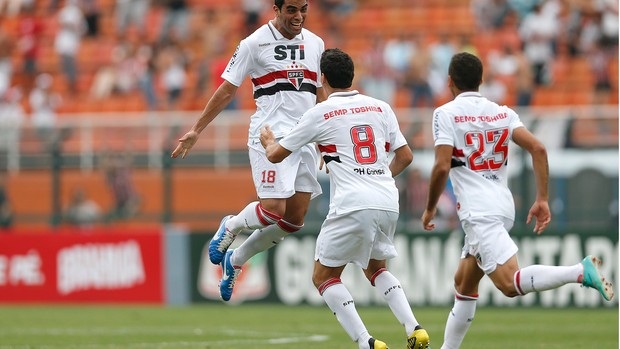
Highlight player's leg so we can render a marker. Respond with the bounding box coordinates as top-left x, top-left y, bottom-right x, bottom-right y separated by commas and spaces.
441, 255, 484, 349
491, 254, 614, 301
314, 211, 389, 349
479, 216, 614, 300
209, 146, 291, 265
314, 261, 387, 349
230, 193, 309, 266
230, 143, 322, 266
208, 200, 282, 265
362, 210, 429, 349
365, 259, 429, 349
